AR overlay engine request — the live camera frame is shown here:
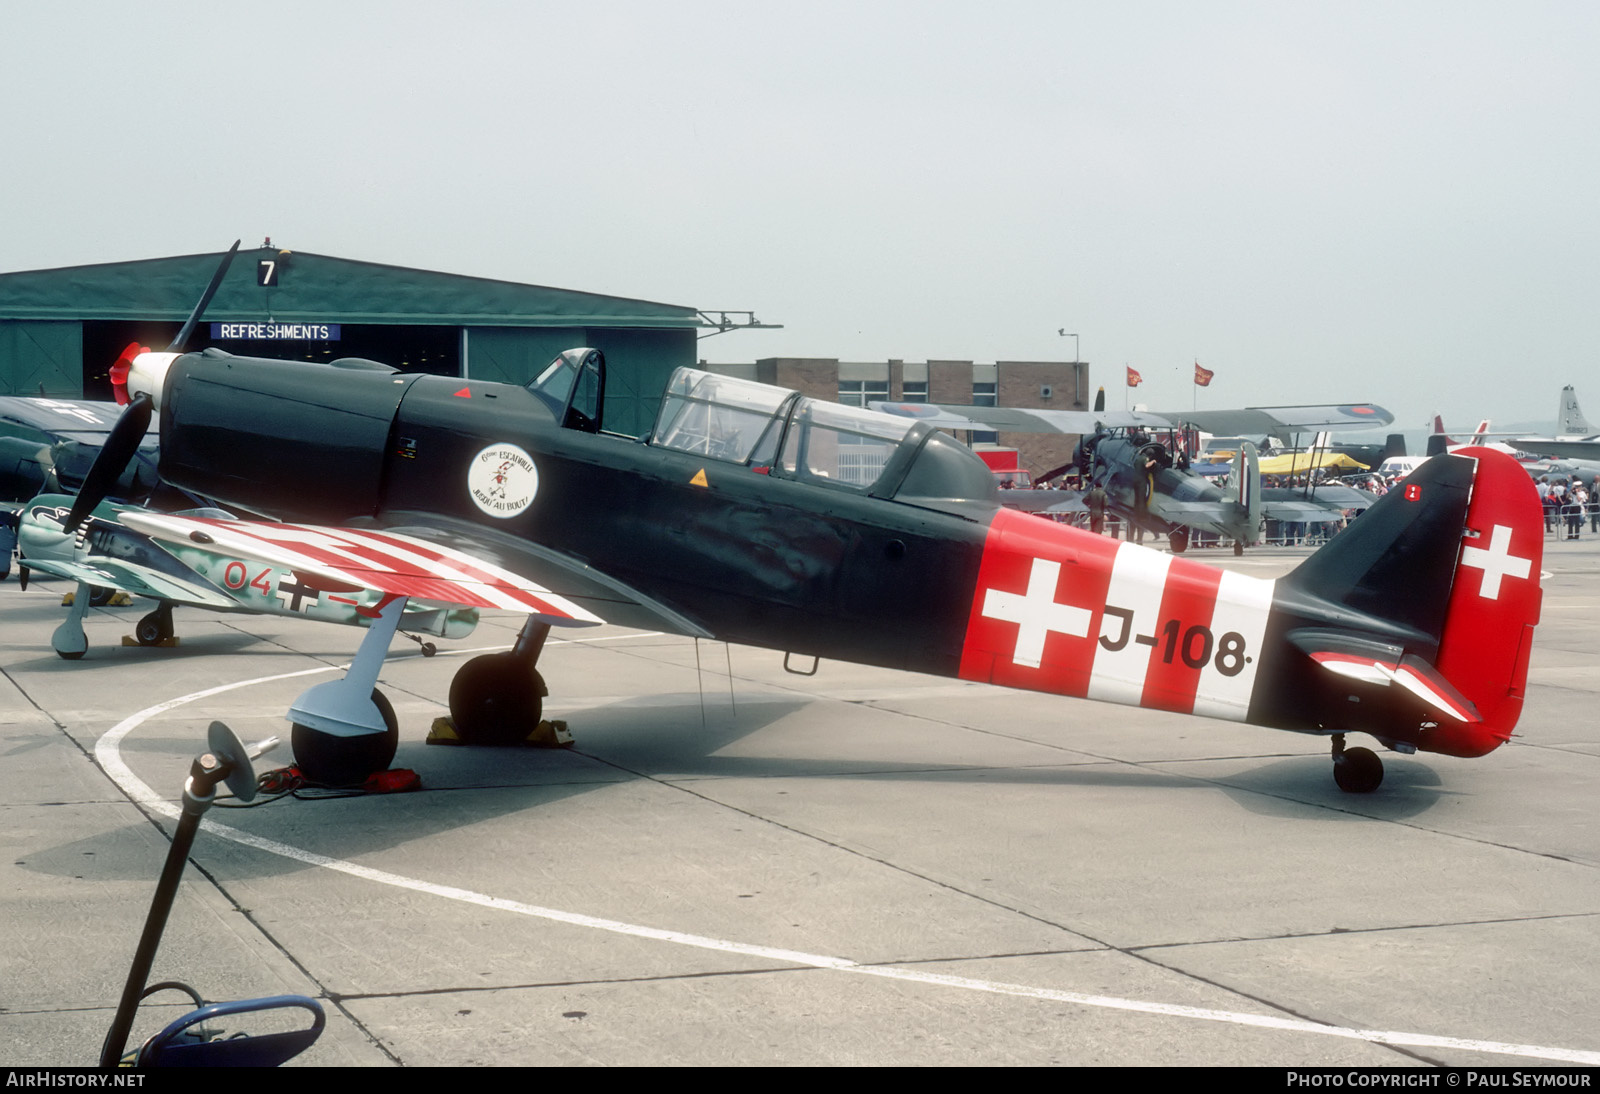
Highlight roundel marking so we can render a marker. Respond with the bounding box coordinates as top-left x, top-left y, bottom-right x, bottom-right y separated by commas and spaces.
468, 443, 539, 519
